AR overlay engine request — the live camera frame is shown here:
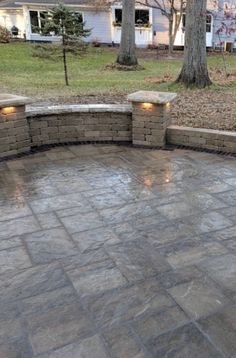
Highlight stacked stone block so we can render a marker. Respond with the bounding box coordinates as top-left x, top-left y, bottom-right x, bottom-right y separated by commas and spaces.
28, 106, 132, 147
131, 102, 171, 146
128, 91, 177, 147
167, 125, 236, 153
0, 95, 31, 158
1, 93, 236, 160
